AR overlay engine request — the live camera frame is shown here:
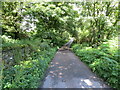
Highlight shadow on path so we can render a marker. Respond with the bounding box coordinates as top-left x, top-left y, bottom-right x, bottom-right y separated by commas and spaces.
40, 50, 110, 88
